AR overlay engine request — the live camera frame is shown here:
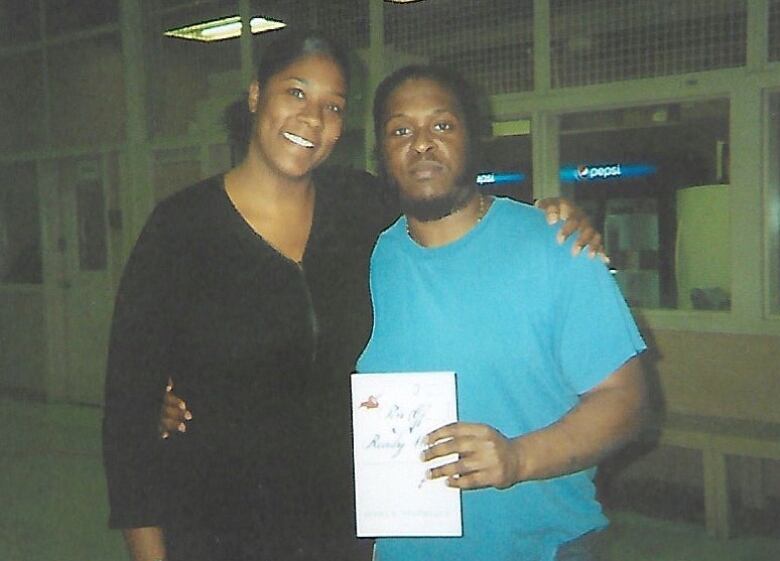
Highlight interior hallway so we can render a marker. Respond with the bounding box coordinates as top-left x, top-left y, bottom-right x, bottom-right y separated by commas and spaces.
1, 395, 778, 561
